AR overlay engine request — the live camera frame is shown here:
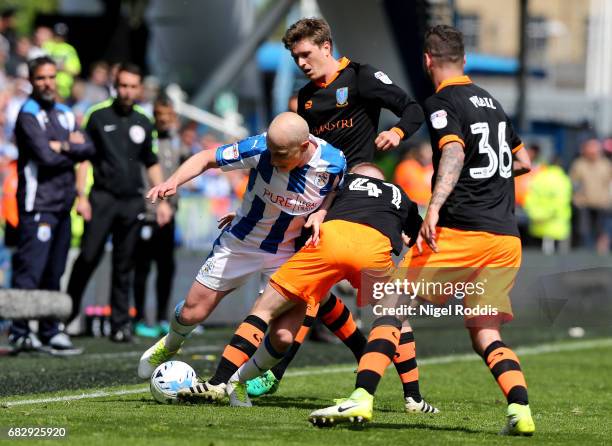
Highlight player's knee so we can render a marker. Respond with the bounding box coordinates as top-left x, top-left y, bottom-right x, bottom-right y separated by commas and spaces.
270, 327, 294, 352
